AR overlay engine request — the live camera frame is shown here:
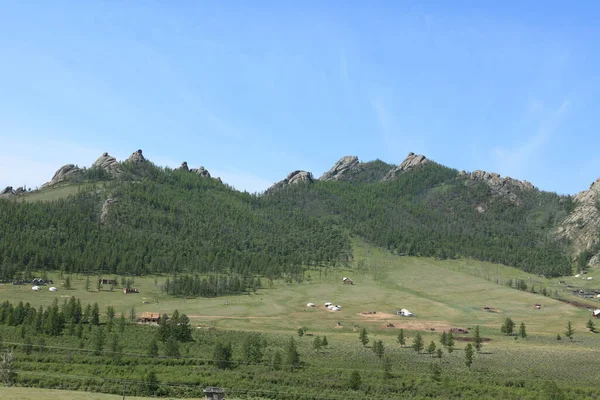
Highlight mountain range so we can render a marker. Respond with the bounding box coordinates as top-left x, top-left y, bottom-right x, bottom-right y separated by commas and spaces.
1, 148, 599, 279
